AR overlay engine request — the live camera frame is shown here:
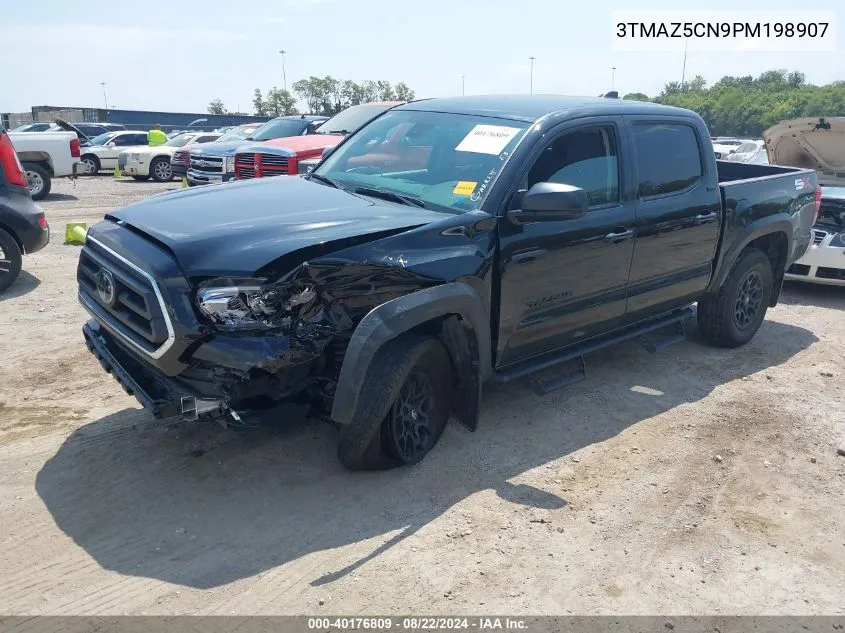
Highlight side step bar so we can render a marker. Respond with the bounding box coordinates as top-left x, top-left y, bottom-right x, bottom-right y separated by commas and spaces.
493, 307, 693, 393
